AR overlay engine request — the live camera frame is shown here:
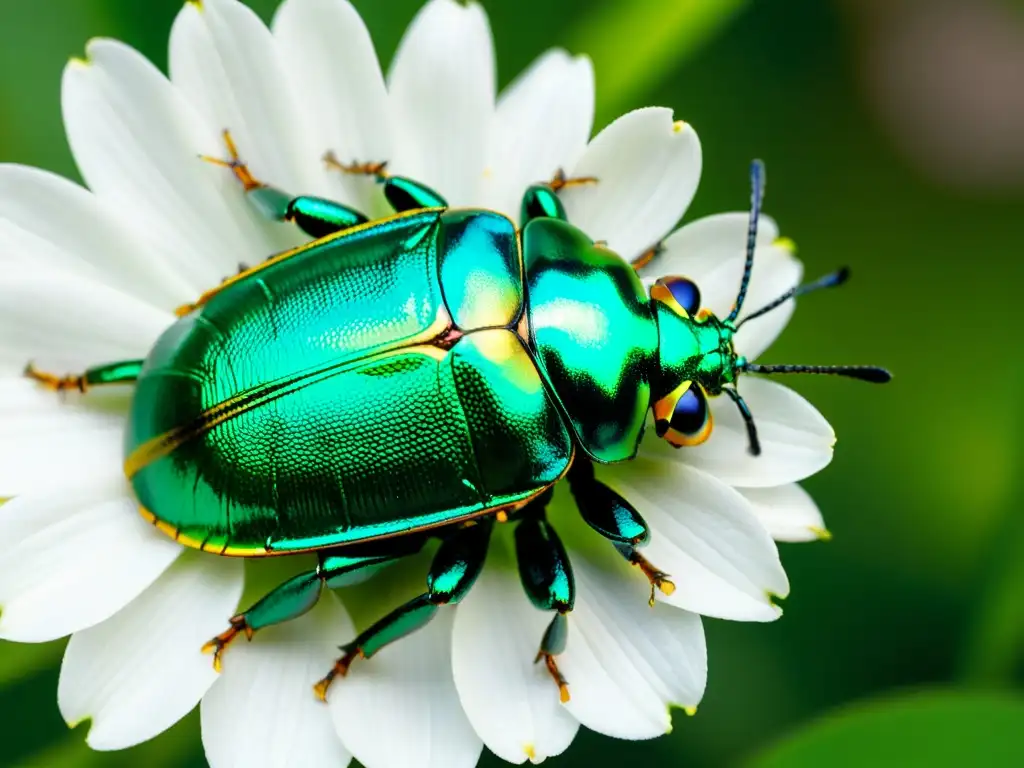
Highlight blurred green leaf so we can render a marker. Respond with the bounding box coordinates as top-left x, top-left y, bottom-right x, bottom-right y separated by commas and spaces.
747, 690, 1024, 768
0, 640, 63, 688
570, 0, 748, 122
